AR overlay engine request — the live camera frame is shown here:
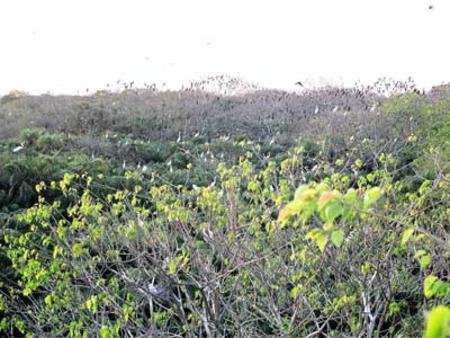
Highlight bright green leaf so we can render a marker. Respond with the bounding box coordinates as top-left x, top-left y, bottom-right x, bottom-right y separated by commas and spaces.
425, 276, 438, 298
331, 230, 345, 248
306, 228, 323, 240
72, 243, 84, 258
323, 201, 344, 223
363, 187, 384, 209
100, 326, 111, 338
425, 306, 450, 338
169, 259, 177, 275
424, 276, 450, 298
316, 233, 329, 252
420, 254, 432, 269
401, 228, 415, 246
